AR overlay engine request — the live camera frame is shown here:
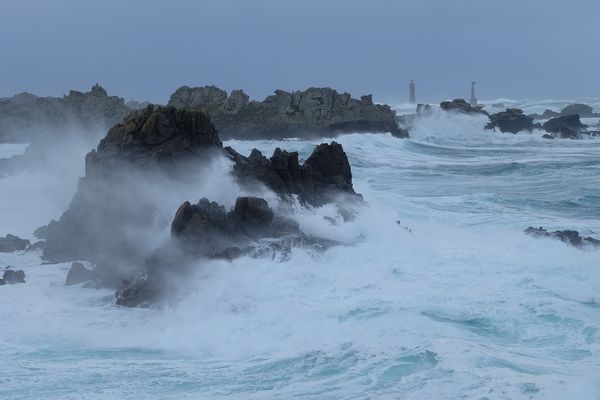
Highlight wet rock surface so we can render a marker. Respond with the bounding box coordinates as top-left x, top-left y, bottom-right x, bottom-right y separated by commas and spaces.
525, 227, 600, 248
168, 86, 402, 139
226, 141, 361, 207
486, 108, 540, 133
0, 234, 31, 253
42, 106, 224, 266
0, 84, 131, 144
542, 115, 587, 139
440, 99, 488, 115
0, 268, 26, 285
